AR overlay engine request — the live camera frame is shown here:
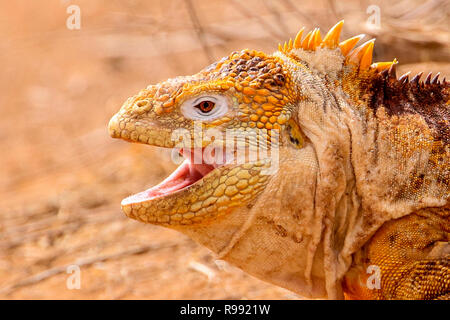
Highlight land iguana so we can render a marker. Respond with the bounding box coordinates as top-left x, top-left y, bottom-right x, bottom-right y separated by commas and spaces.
108, 21, 449, 299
